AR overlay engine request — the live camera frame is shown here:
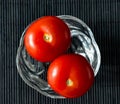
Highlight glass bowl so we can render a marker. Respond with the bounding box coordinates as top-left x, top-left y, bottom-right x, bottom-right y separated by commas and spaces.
16, 15, 101, 99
